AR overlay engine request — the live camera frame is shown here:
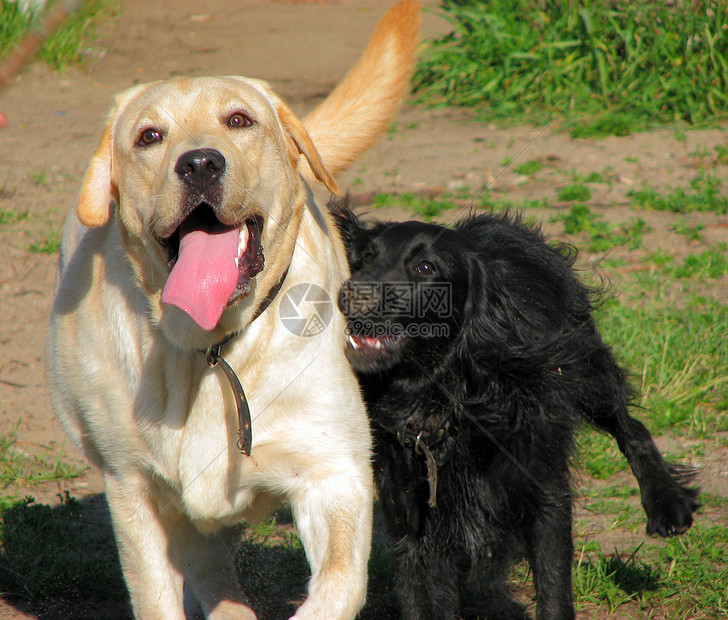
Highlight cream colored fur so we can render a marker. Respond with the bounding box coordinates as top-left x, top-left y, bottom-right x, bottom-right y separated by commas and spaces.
45, 2, 420, 619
